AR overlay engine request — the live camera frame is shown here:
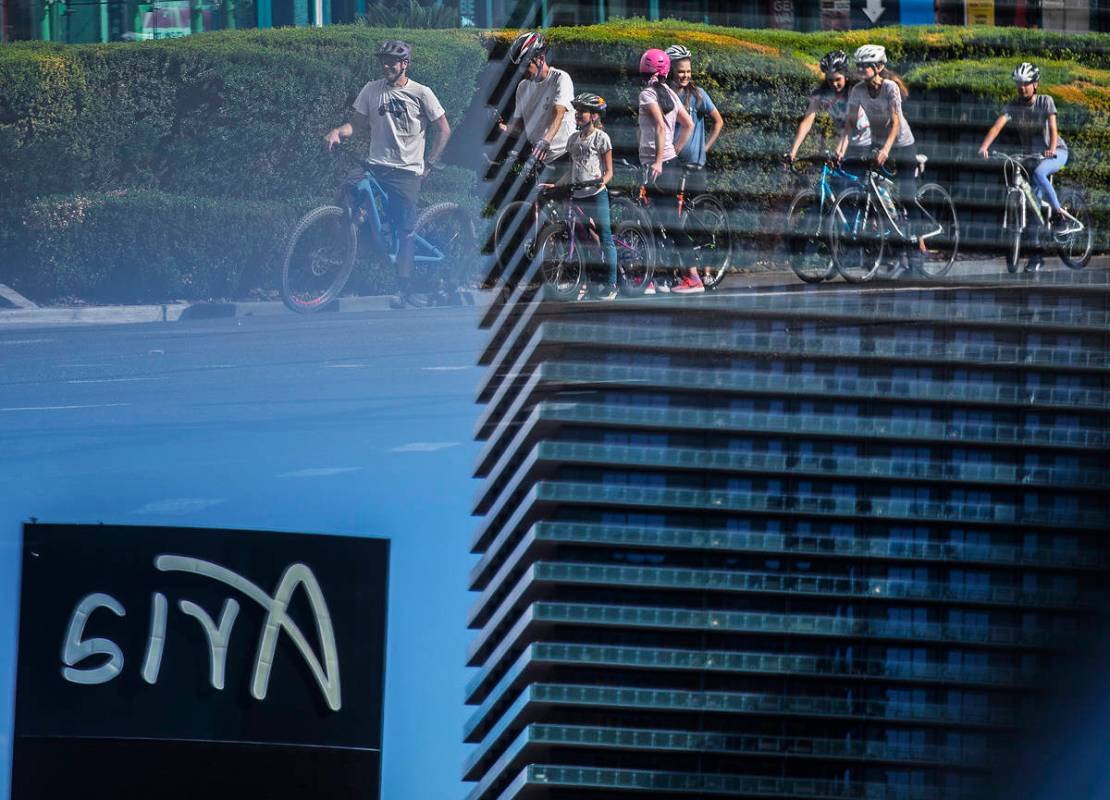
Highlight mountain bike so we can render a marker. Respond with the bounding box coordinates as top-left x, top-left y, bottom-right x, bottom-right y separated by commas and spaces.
782, 151, 862, 283
991, 151, 1093, 272
488, 150, 556, 281
534, 180, 654, 298
281, 162, 473, 312
830, 152, 959, 283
